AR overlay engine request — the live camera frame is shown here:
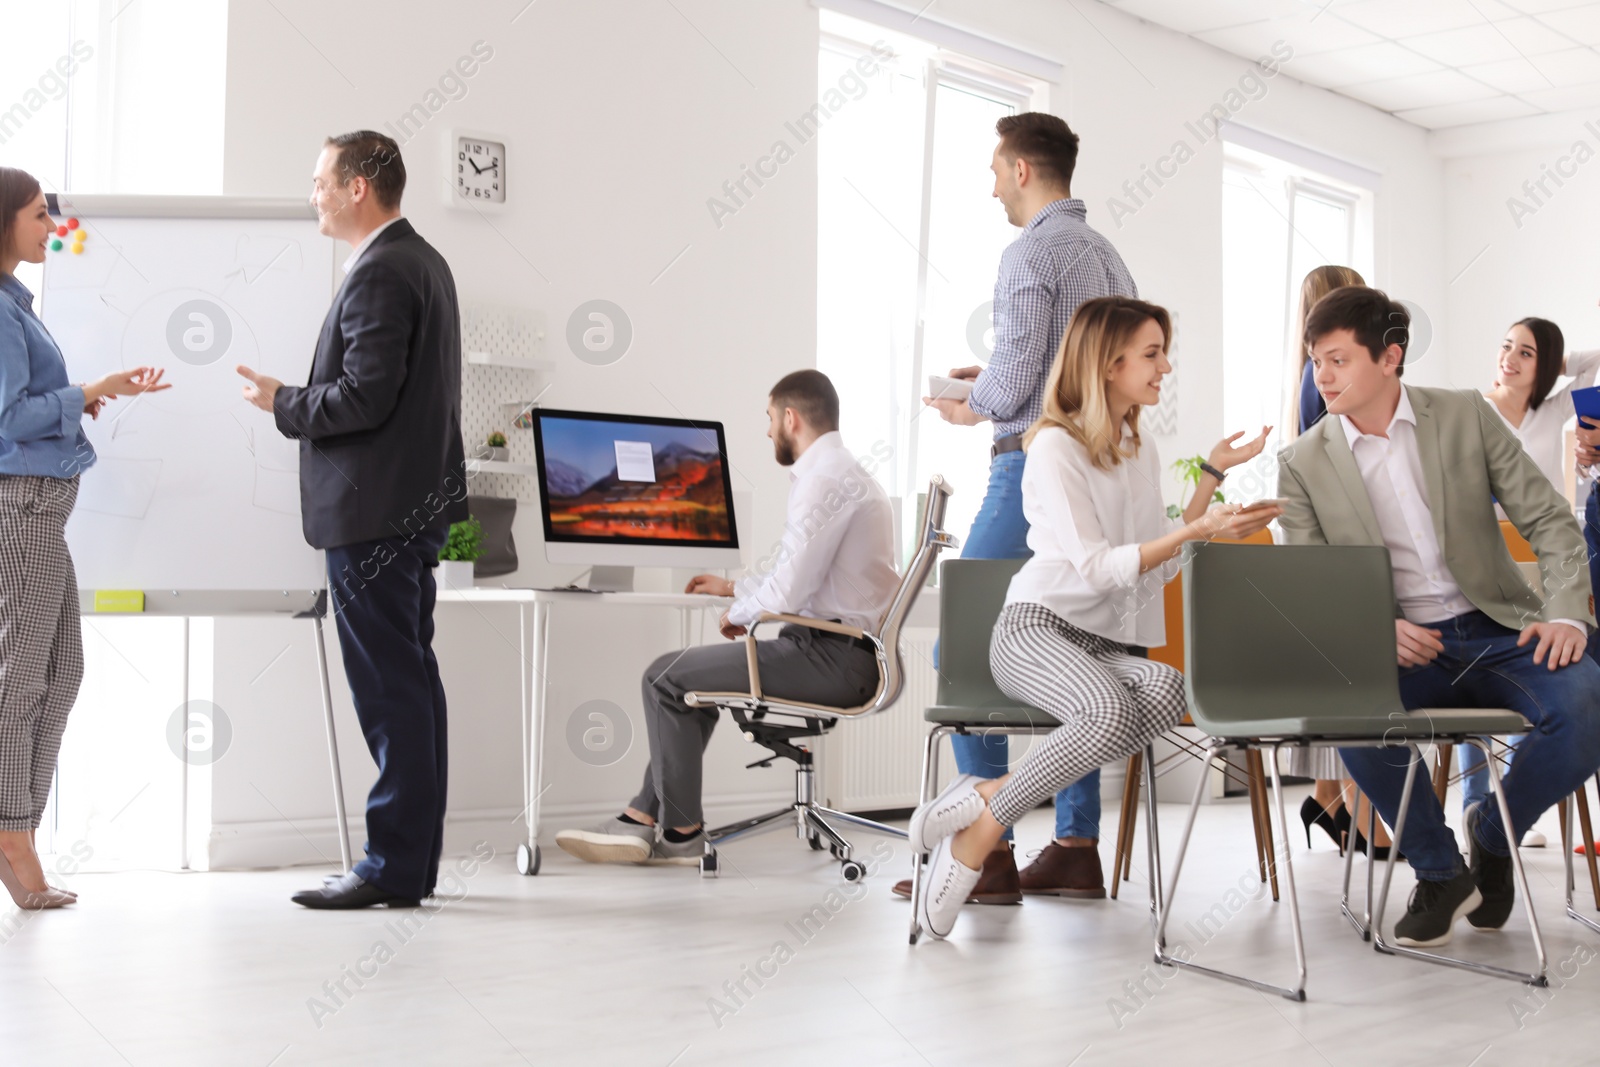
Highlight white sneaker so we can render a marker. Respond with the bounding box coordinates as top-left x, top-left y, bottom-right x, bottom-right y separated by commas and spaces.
555, 818, 655, 864
1522, 828, 1547, 848
918, 837, 982, 940
909, 774, 985, 853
